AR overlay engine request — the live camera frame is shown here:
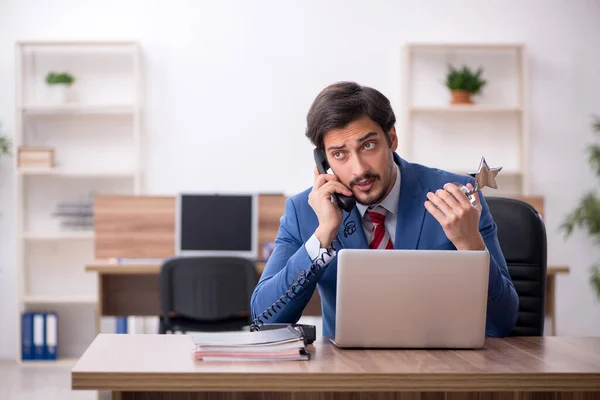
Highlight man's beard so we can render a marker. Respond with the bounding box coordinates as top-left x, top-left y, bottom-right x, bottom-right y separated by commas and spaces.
350, 172, 389, 206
